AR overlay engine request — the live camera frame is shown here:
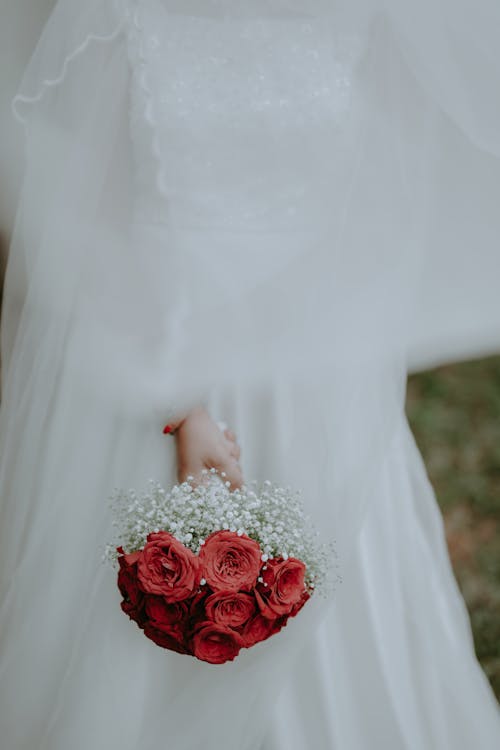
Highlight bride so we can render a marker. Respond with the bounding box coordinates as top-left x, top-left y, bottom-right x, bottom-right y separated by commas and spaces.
1, 0, 500, 748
